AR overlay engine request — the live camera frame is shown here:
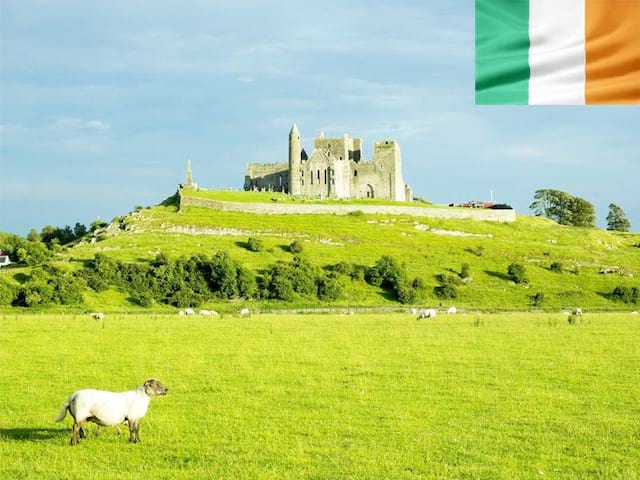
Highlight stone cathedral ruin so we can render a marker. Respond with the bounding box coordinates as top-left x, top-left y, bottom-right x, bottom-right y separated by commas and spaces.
244, 125, 413, 202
